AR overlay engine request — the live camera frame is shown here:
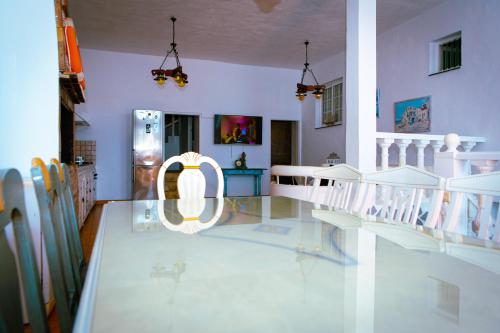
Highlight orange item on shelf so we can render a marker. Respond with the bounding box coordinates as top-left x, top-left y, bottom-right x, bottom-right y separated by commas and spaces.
64, 17, 86, 89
